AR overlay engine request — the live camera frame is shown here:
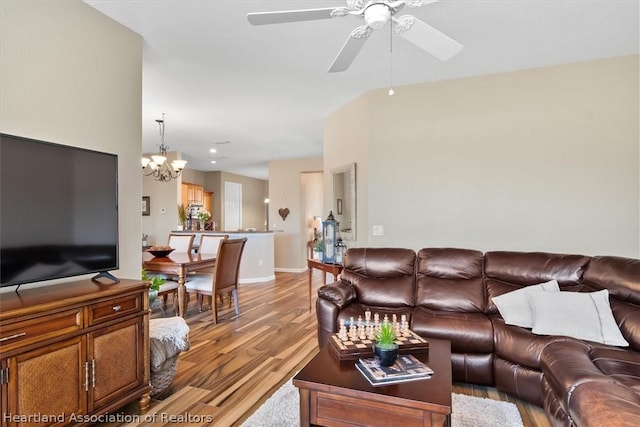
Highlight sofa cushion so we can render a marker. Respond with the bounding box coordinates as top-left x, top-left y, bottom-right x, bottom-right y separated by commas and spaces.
494, 357, 545, 406
491, 279, 559, 328
583, 256, 640, 305
411, 307, 493, 353
416, 248, 485, 312
485, 251, 590, 287
491, 315, 567, 371
341, 247, 416, 308
584, 256, 640, 350
611, 299, 640, 351
588, 345, 640, 391
528, 290, 629, 346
